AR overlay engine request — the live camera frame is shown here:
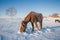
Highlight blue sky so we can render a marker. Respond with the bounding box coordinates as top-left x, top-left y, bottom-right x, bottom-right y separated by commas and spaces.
0, 0, 60, 18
